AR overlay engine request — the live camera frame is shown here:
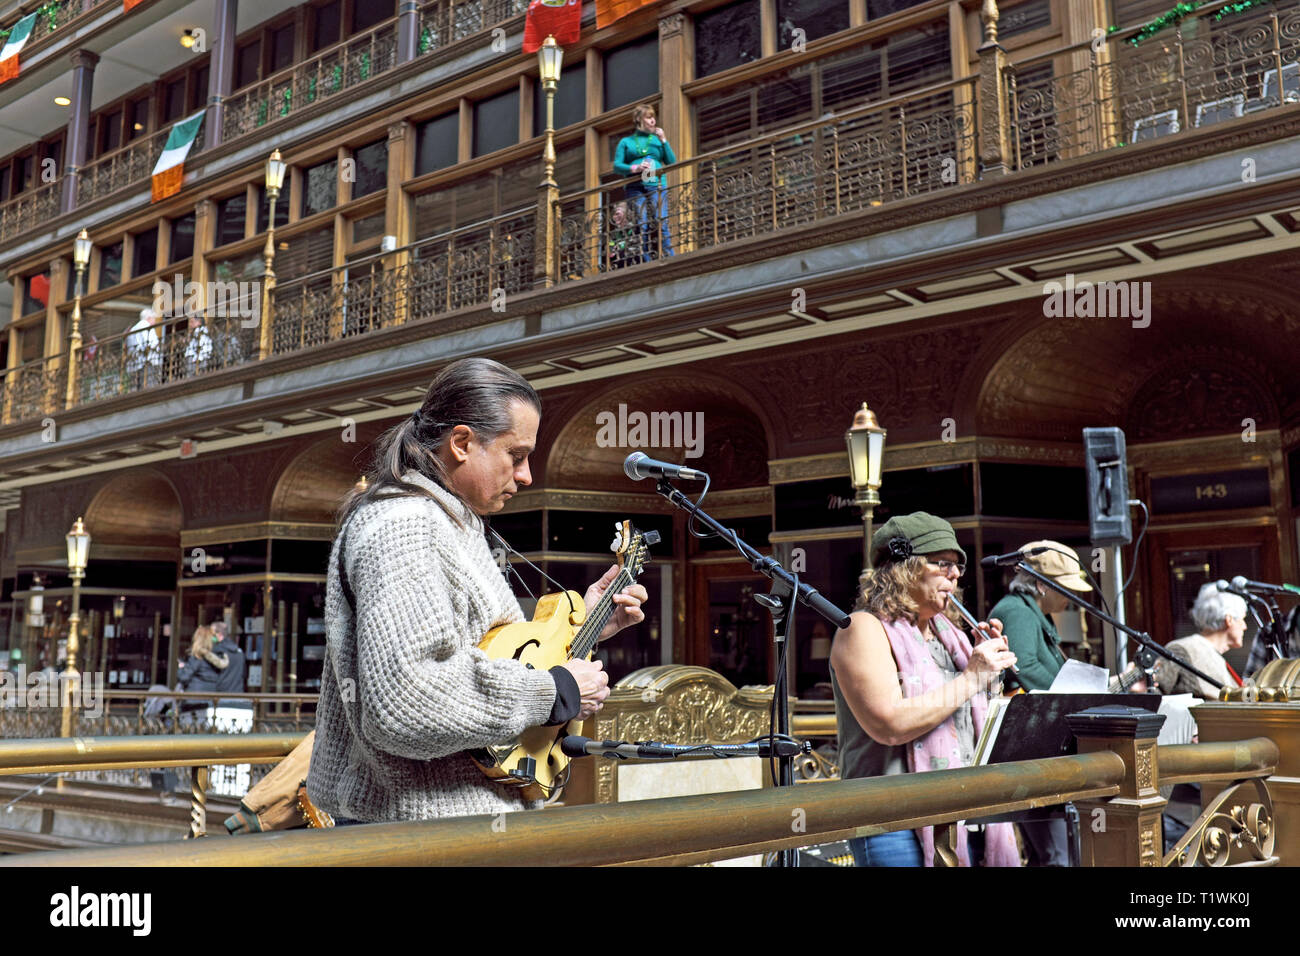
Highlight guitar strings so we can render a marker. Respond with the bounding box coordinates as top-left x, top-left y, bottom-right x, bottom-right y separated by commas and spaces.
485, 525, 575, 613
